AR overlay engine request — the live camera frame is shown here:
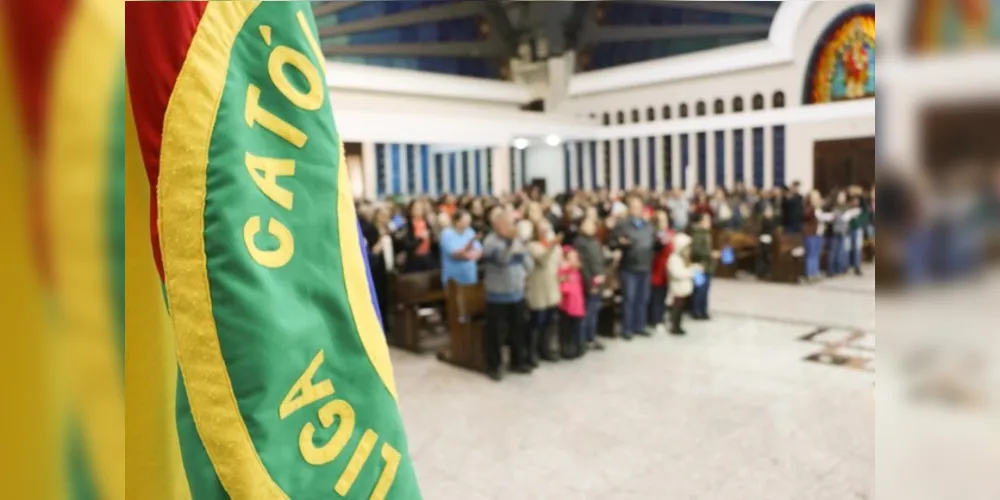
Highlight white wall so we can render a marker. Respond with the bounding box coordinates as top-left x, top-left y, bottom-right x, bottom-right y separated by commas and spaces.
524, 145, 566, 195
560, 0, 877, 190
